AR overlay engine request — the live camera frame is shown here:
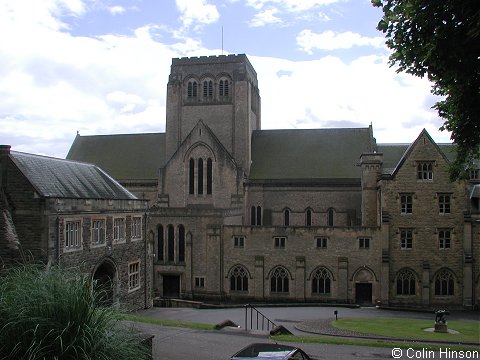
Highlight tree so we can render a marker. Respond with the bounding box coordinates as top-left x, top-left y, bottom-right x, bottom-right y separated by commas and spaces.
372, 0, 480, 179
